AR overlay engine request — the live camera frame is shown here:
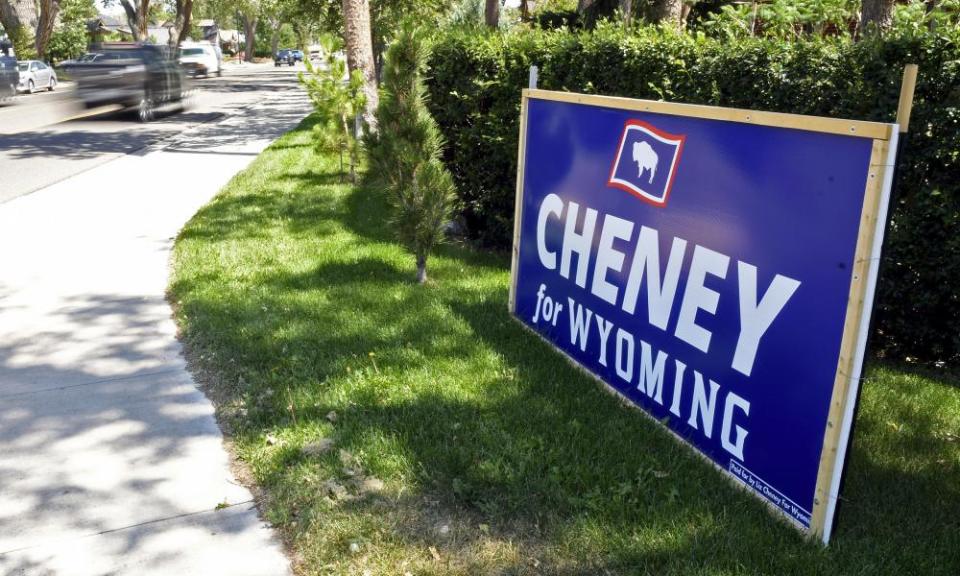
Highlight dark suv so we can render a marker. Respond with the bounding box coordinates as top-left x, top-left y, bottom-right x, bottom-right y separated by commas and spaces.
0, 41, 16, 100
274, 49, 295, 67
64, 43, 185, 122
